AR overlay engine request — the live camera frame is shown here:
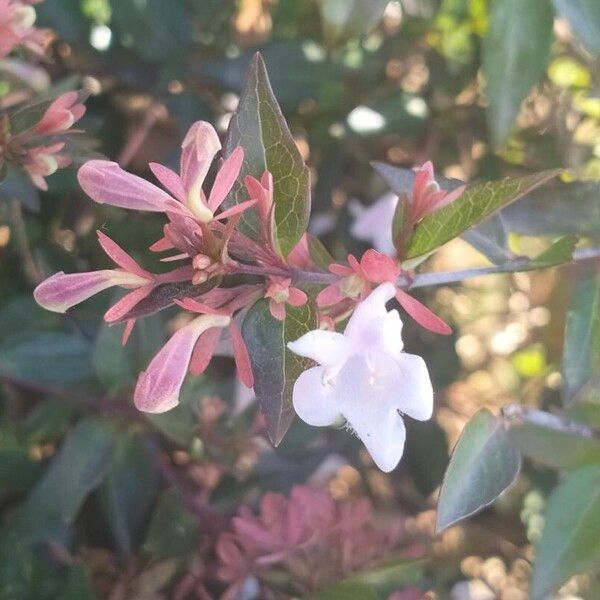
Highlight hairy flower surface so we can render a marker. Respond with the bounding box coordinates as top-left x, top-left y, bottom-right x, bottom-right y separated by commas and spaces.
288, 282, 434, 472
